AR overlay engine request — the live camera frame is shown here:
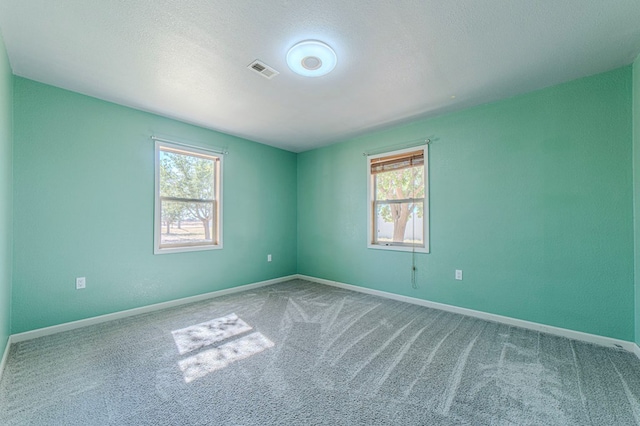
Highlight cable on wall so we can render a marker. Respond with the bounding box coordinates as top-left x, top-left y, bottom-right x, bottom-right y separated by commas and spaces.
412, 139, 432, 289
411, 160, 418, 289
